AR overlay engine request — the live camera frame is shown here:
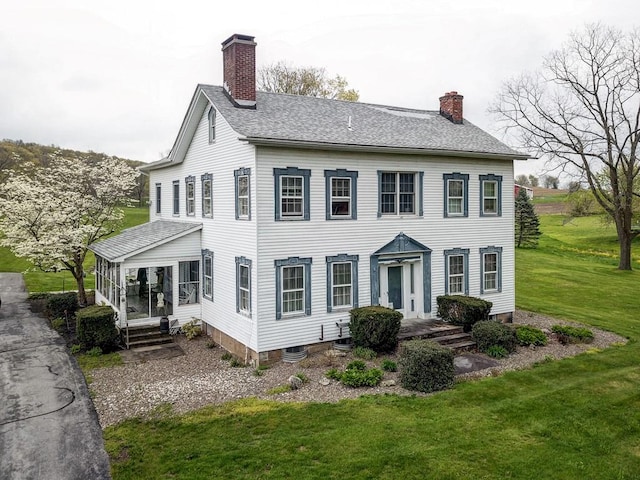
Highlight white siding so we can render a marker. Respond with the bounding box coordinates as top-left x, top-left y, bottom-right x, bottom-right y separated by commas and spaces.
148, 106, 259, 350
255, 147, 515, 352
